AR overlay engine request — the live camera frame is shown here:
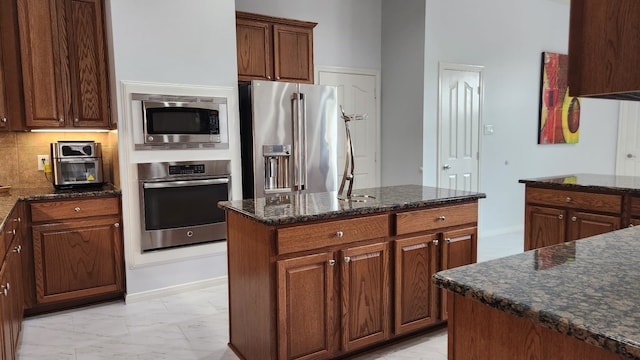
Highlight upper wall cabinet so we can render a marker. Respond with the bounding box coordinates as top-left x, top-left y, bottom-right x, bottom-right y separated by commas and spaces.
0, 0, 25, 131
17, 0, 111, 129
236, 11, 316, 84
568, 0, 640, 100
